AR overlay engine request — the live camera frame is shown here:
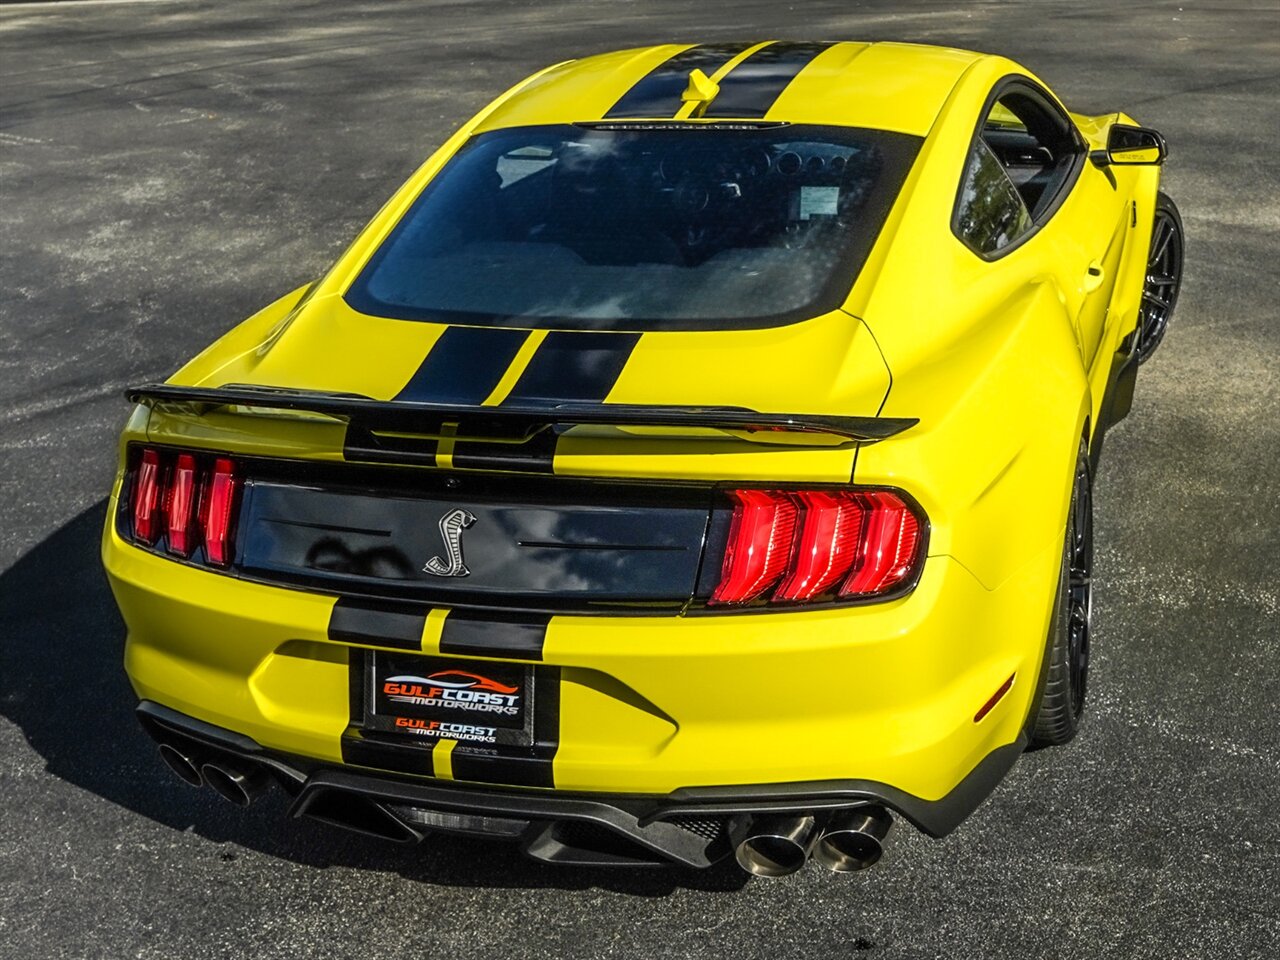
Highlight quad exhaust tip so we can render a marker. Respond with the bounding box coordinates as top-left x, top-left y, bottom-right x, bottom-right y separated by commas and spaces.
813, 807, 893, 873
201, 760, 271, 807
157, 742, 204, 788
733, 807, 893, 877
154, 738, 270, 807
733, 815, 818, 878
